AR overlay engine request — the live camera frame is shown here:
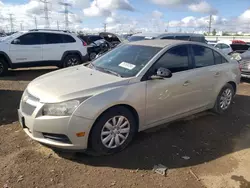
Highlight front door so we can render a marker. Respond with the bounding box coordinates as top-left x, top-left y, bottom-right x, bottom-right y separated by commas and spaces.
9, 33, 43, 64
145, 45, 199, 125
